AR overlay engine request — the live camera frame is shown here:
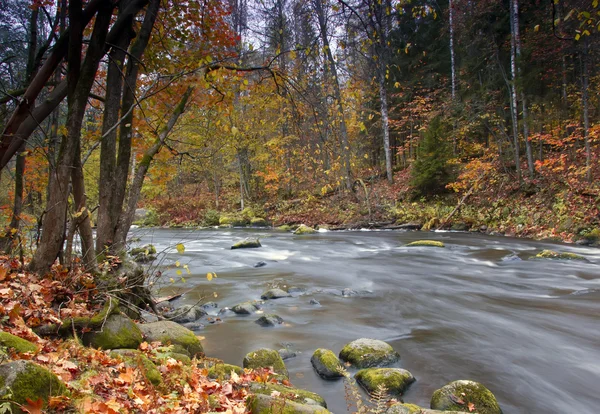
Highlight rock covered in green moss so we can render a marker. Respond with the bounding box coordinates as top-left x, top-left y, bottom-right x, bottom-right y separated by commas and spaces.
533, 250, 586, 261
138, 321, 203, 358
219, 214, 249, 227
231, 238, 262, 249
250, 382, 327, 407
387, 404, 465, 414
247, 393, 331, 414
109, 349, 162, 386
430, 380, 501, 414
82, 313, 143, 350
0, 332, 38, 354
261, 288, 291, 300
130, 244, 157, 256
207, 363, 243, 380
231, 301, 261, 314
277, 224, 293, 231
355, 368, 415, 396
310, 348, 343, 379
406, 240, 445, 248
339, 338, 400, 368
255, 314, 284, 327
294, 224, 317, 235
0, 360, 67, 411
251, 217, 269, 227
243, 348, 288, 379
